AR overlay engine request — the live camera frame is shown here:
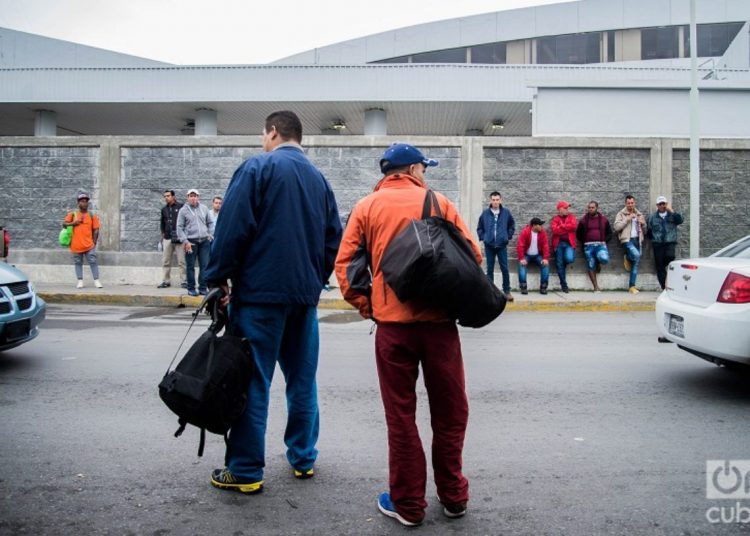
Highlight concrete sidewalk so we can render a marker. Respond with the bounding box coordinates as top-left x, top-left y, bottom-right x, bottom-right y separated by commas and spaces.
36, 282, 659, 312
